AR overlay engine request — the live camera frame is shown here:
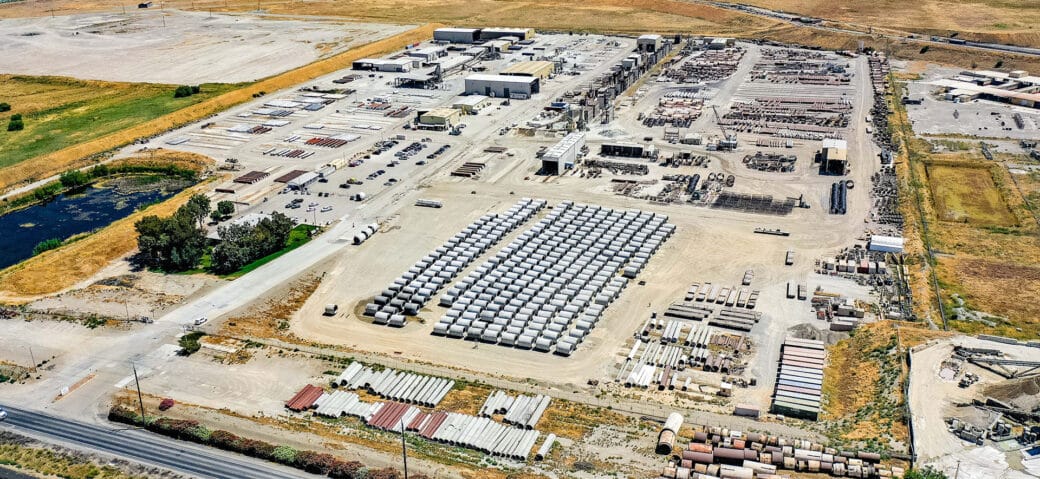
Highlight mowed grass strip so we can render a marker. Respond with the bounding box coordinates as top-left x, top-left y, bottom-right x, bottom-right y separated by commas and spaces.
0, 24, 439, 193
0, 75, 244, 169
926, 163, 1017, 226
